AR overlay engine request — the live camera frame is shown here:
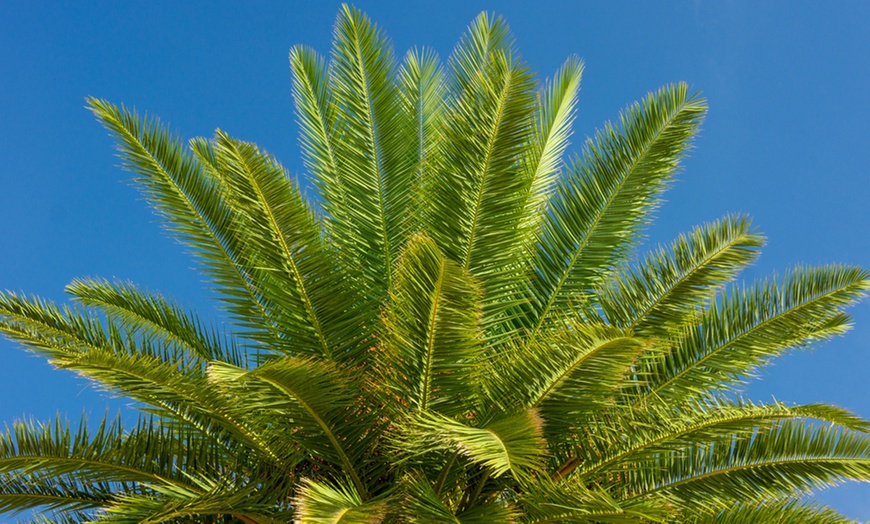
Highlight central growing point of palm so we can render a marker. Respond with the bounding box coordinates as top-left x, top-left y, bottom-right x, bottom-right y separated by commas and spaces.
1, 6, 869, 523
